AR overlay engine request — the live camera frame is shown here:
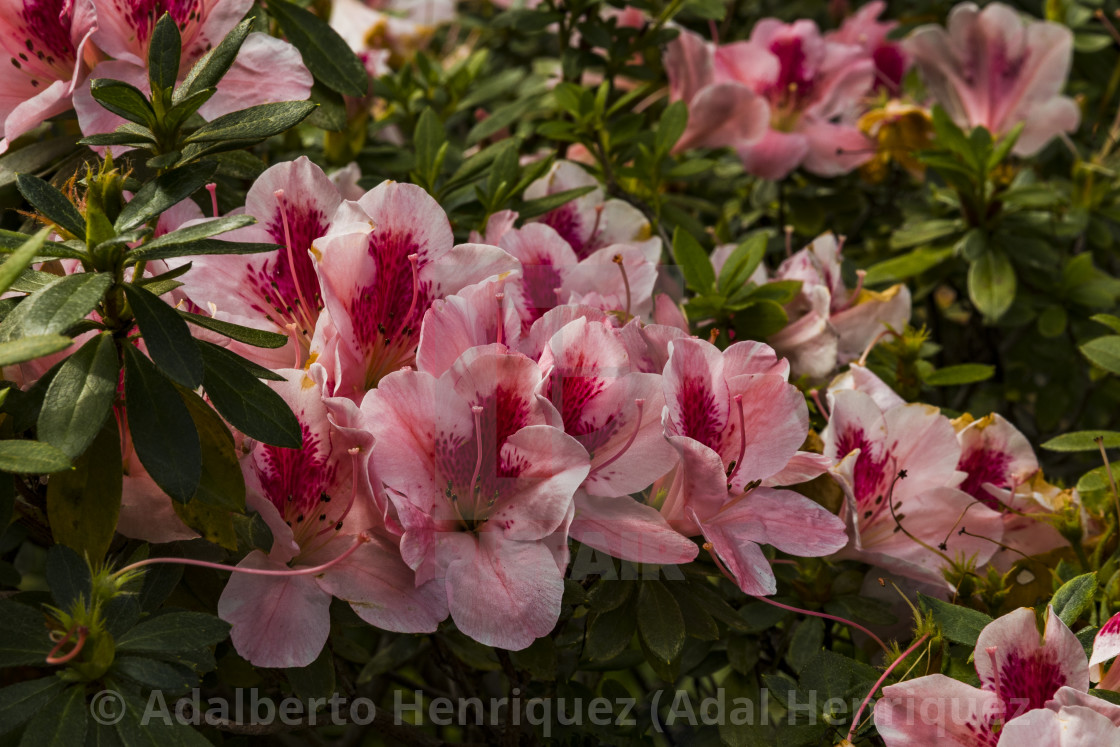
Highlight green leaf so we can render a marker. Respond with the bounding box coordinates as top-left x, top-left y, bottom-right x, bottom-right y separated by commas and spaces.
179, 388, 245, 511
1091, 314, 1120, 335
38, 333, 119, 460
1041, 431, 1120, 452
123, 345, 201, 503
413, 108, 445, 188
115, 161, 218, 233
1050, 573, 1097, 627
0, 600, 52, 667
655, 100, 688, 154
968, 249, 1016, 320
176, 19, 253, 102
116, 611, 230, 654
1082, 336, 1120, 375
517, 185, 596, 221
286, 646, 336, 702
178, 310, 288, 349
122, 284, 203, 388
128, 238, 279, 263
864, 246, 954, 285
585, 598, 637, 662
924, 364, 995, 387
672, 226, 714, 293
198, 341, 301, 448
184, 101, 317, 143
148, 13, 182, 96
889, 218, 964, 251
0, 335, 72, 368
0, 677, 66, 736
732, 300, 789, 340
919, 592, 993, 646
114, 656, 196, 692
89, 80, 156, 128
0, 440, 71, 474
717, 233, 767, 294
636, 581, 685, 666
0, 272, 111, 341
268, 0, 368, 97
15, 174, 86, 238
135, 214, 254, 252
18, 683, 86, 747
47, 417, 122, 562
0, 228, 50, 295
45, 544, 92, 611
